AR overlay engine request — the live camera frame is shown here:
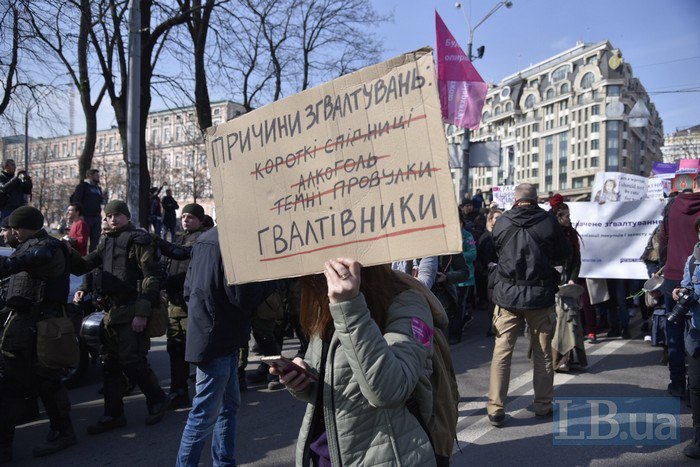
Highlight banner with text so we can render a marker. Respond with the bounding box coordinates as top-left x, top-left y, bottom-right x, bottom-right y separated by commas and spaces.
591, 172, 669, 202
492, 185, 515, 209
570, 200, 665, 280
206, 48, 462, 284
